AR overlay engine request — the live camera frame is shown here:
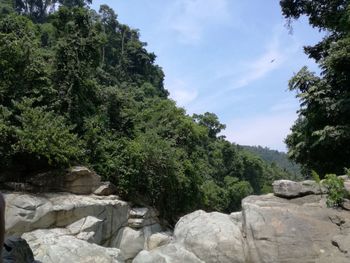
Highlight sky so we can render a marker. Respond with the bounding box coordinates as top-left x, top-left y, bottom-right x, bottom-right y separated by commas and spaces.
91, 0, 323, 152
